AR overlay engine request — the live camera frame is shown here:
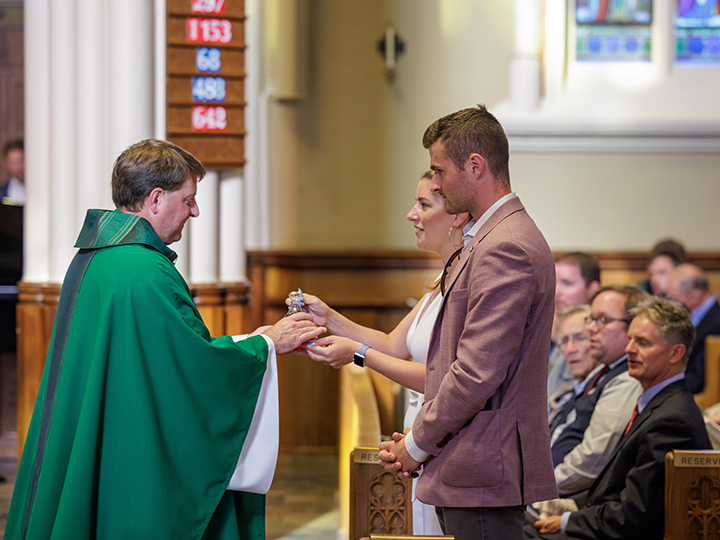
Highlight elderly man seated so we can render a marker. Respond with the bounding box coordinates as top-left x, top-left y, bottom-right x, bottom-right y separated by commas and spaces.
526, 296, 711, 540
548, 305, 598, 424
